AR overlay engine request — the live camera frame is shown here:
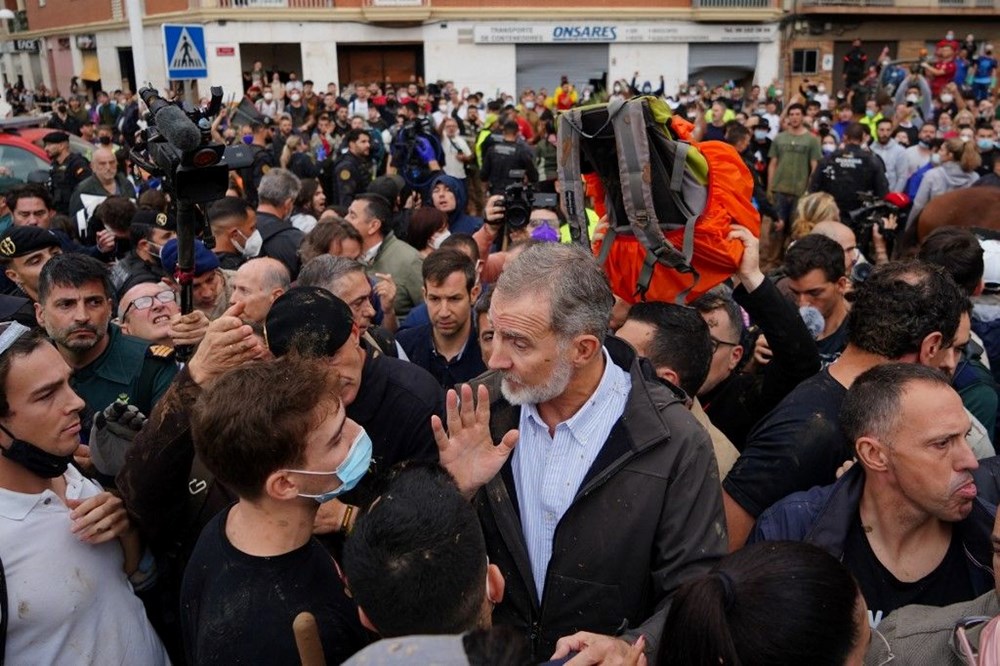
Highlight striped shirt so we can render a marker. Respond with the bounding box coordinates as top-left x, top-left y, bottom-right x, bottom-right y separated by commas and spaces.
511, 348, 631, 599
